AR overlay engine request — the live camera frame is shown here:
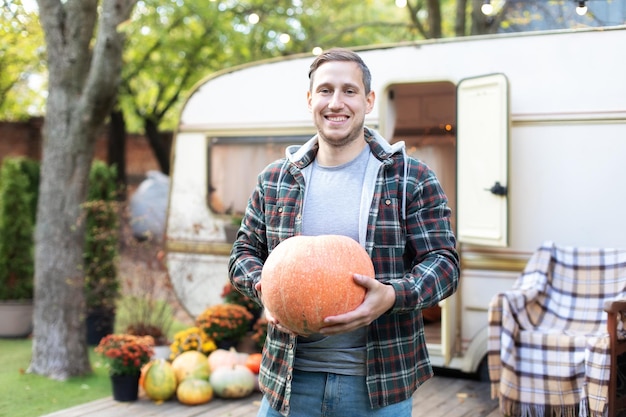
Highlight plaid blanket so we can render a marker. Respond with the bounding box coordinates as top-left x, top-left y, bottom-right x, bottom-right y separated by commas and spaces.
488, 241, 626, 417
